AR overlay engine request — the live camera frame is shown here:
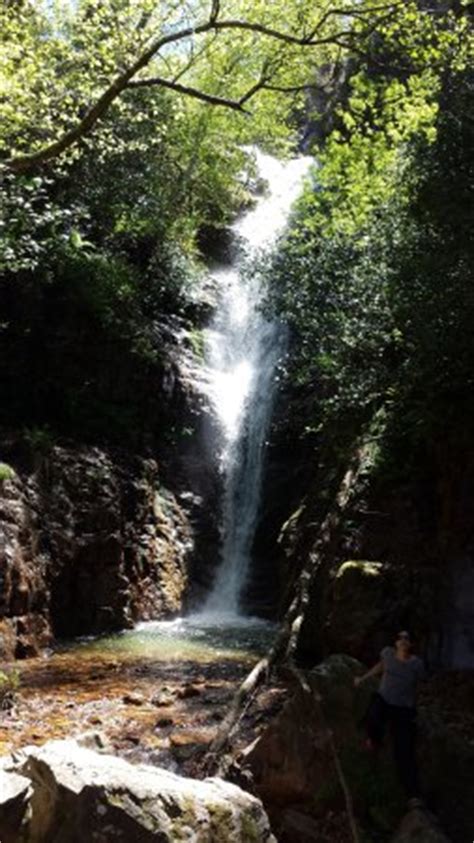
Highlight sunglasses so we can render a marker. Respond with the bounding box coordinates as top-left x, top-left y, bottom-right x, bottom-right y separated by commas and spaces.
397, 633, 411, 641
